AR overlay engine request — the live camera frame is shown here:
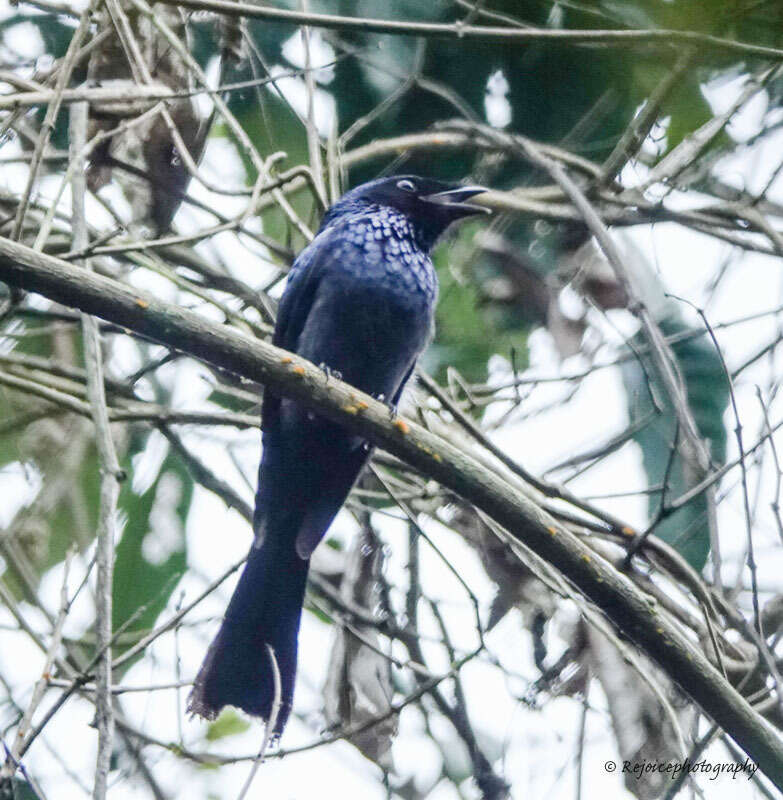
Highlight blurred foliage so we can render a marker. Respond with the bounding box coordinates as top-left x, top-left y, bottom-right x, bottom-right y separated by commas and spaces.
0, 13, 72, 59
0, 776, 39, 800
425, 222, 529, 384
1, 0, 777, 656
0, 324, 101, 600
112, 445, 192, 664
0, 12, 74, 149
622, 314, 729, 570
0, 385, 26, 471
219, 92, 315, 248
